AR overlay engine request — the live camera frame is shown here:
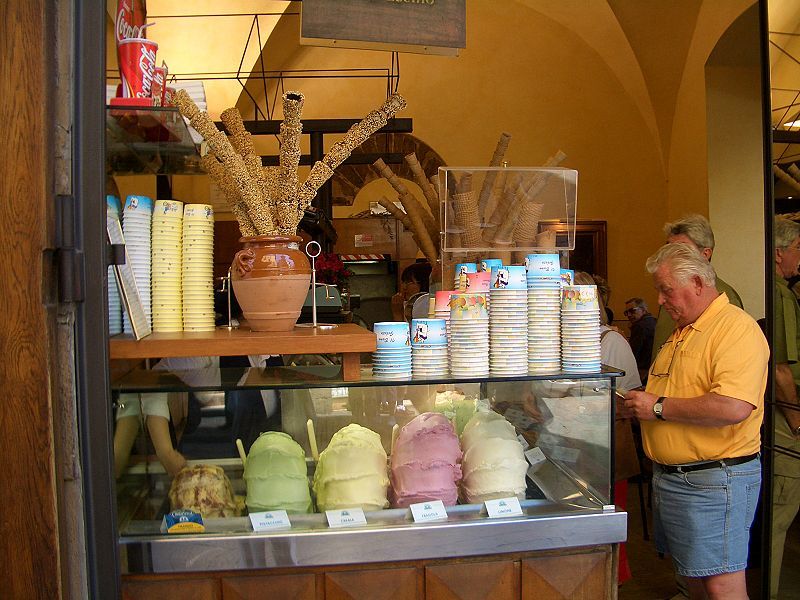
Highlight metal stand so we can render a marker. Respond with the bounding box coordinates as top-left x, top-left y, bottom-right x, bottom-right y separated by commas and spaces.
216, 267, 238, 330
296, 240, 338, 330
